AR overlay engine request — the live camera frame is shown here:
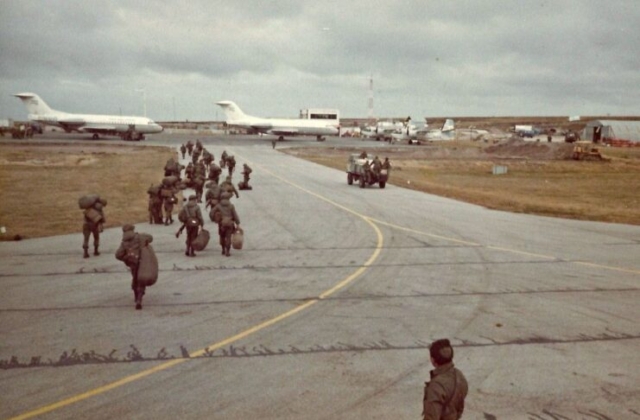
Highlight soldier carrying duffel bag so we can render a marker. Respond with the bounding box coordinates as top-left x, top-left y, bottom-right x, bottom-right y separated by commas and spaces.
211, 192, 240, 257
177, 195, 204, 257
115, 224, 156, 311
79, 194, 107, 259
